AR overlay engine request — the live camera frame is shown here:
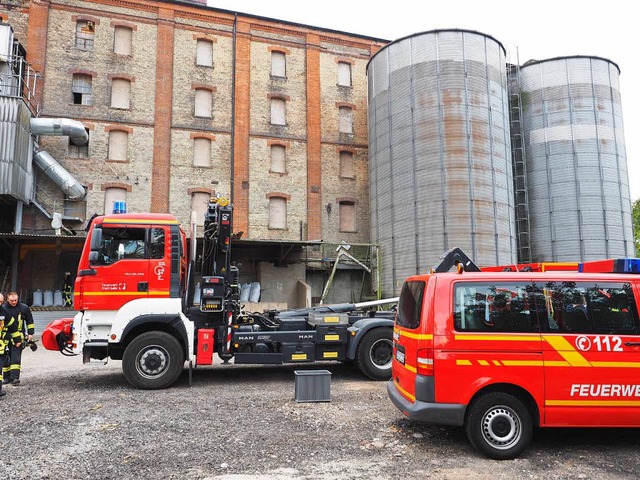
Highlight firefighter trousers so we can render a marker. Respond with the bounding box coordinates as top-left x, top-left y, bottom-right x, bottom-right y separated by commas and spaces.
2, 343, 22, 382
